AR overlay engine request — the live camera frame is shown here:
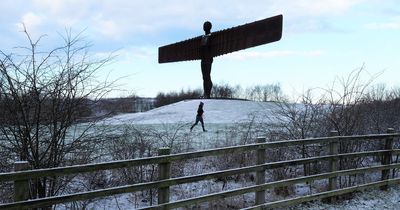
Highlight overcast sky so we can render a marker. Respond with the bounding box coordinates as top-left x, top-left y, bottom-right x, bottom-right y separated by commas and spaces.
1, 0, 399, 97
